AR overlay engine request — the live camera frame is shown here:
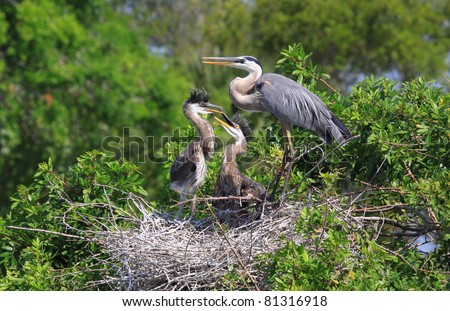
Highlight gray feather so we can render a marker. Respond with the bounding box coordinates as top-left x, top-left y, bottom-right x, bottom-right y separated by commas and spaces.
255, 73, 350, 145
170, 154, 197, 182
